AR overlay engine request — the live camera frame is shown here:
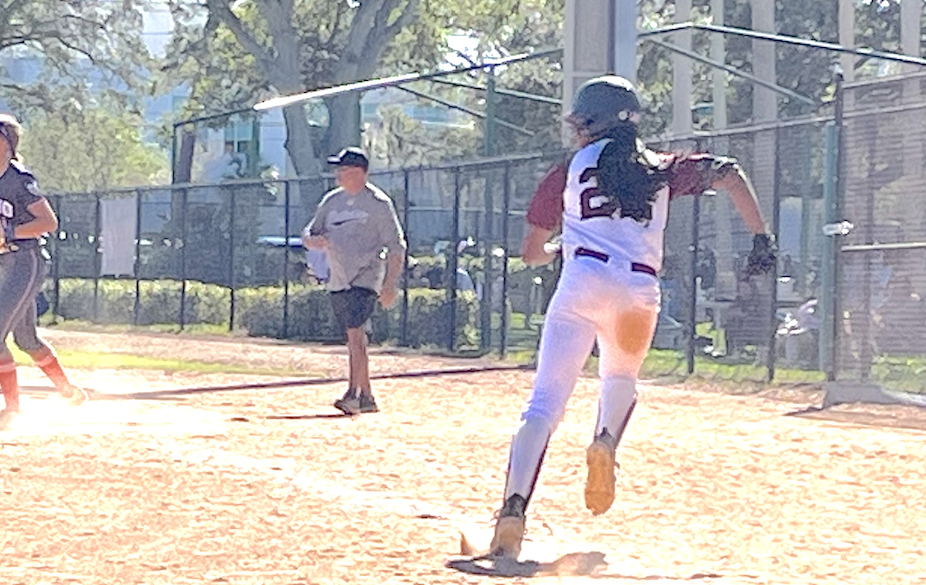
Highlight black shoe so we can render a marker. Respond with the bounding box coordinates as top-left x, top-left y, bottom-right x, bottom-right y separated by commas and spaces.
358, 393, 379, 413
333, 388, 360, 415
